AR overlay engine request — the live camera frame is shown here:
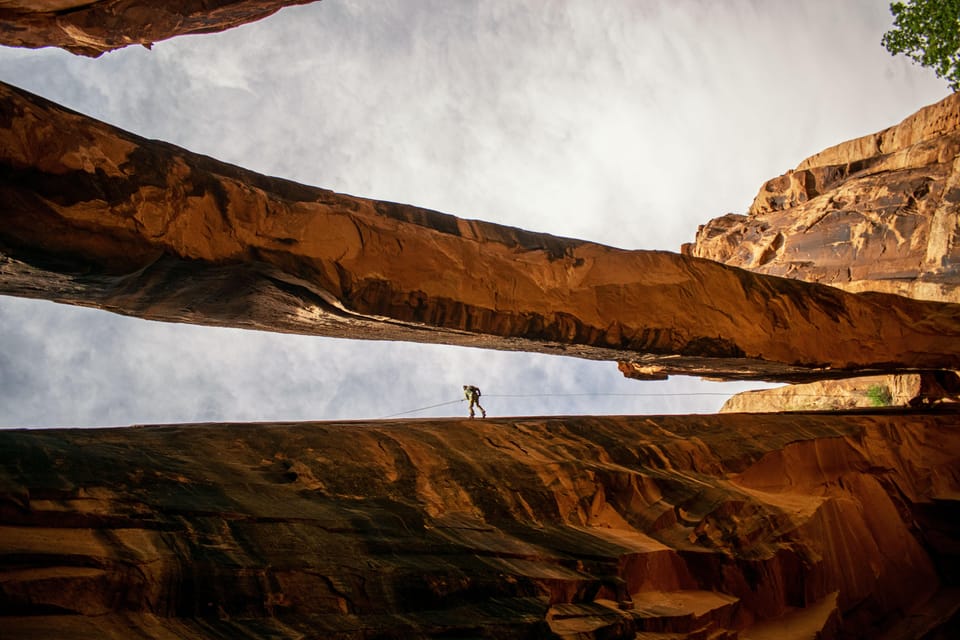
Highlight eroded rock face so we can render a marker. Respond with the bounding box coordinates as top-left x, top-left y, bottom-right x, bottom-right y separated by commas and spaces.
720, 372, 960, 413
1, 15, 959, 638
686, 92, 960, 303
3, 81, 960, 383
0, 0, 318, 57
687, 93, 960, 411
1, 411, 957, 638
